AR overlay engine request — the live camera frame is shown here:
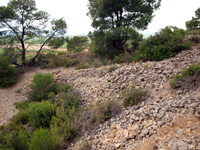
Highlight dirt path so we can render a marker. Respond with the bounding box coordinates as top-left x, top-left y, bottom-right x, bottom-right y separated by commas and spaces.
0, 67, 71, 126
